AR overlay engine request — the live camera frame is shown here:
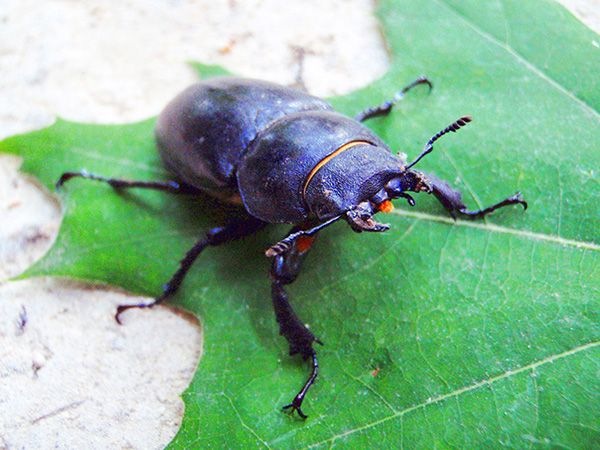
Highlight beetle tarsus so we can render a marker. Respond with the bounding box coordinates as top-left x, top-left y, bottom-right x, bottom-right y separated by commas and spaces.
282, 401, 308, 420
424, 173, 528, 220
457, 192, 528, 219
115, 302, 154, 324
282, 352, 318, 420
55, 170, 89, 189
